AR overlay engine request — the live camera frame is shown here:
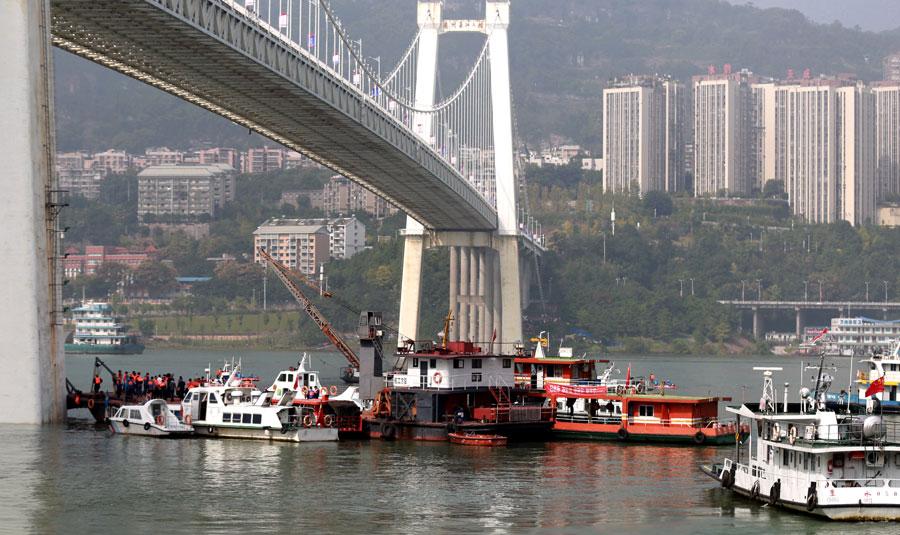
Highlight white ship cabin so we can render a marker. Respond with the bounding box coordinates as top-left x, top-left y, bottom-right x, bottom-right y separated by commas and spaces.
392, 341, 514, 390
513, 341, 599, 389
267, 355, 323, 399
182, 385, 313, 428
713, 368, 900, 519
857, 340, 900, 402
